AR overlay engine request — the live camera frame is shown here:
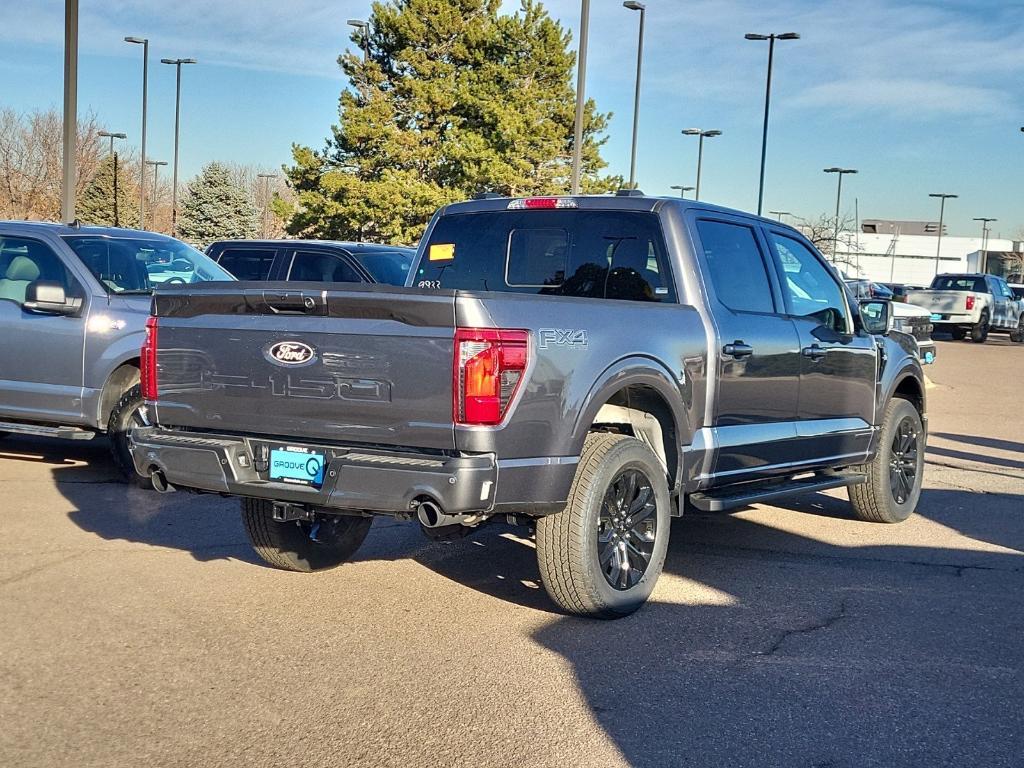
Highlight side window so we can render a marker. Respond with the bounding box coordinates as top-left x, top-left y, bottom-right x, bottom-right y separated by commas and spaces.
0, 237, 79, 305
769, 233, 849, 332
215, 247, 276, 281
696, 219, 776, 314
288, 250, 362, 283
